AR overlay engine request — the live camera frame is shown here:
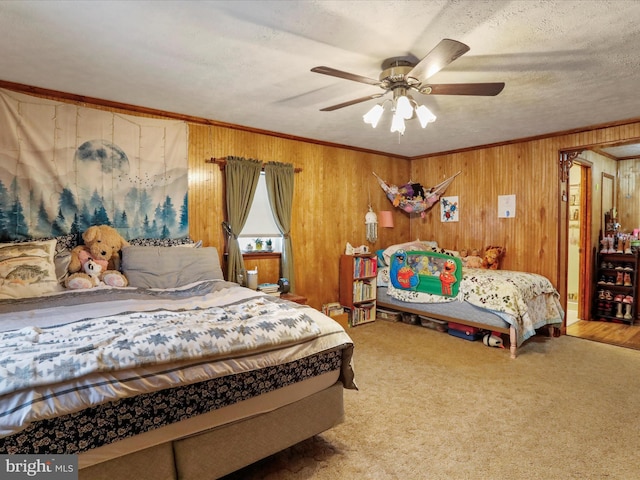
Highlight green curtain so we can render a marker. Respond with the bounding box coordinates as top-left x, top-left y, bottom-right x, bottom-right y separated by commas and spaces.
224, 156, 262, 284
264, 161, 295, 292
